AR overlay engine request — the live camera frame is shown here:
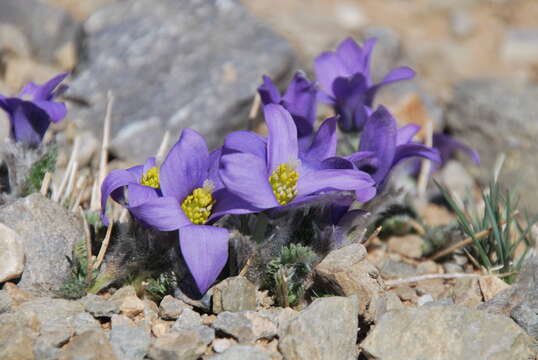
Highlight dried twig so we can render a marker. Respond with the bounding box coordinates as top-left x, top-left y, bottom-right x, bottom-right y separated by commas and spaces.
239, 256, 254, 277
98, 92, 114, 201
61, 160, 78, 204
93, 221, 113, 270
53, 136, 80, 202
70, 175, 87, 212
417, 119, 433, 198
385, 271, 517, 286
40, 172, 52, 196
90, 178, 99, 212
363, 226, 382, 247
248, 93, 261, 130
156, 130, 171, 163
